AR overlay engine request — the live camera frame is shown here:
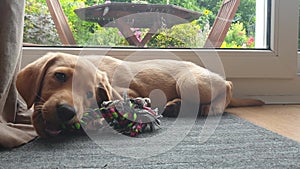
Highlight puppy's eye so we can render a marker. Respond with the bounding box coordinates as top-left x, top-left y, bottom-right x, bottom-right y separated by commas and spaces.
86, 91, 93, 99
54, 72, 67, 82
